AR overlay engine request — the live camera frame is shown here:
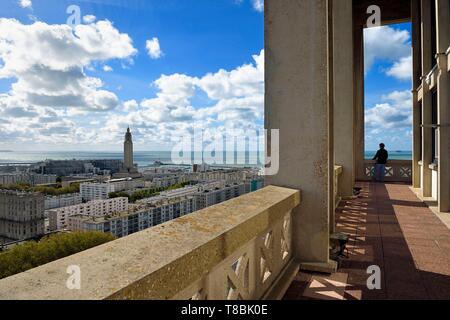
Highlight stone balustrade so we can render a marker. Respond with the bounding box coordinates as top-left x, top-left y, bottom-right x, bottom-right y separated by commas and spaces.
362, 160, 413, 182
0, 186, 301, 300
